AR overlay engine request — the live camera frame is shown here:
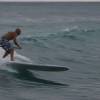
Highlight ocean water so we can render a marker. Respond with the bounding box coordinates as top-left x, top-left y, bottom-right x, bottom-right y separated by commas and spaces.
0, 2, 100, 100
